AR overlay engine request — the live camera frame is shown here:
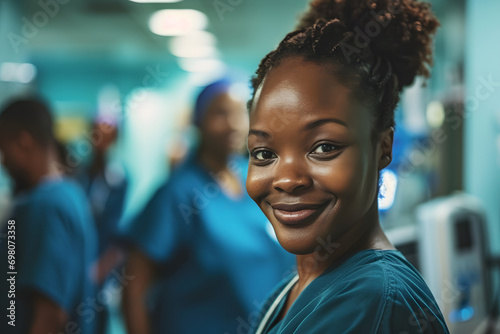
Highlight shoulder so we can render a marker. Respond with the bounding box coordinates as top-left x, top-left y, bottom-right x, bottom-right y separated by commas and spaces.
167, 157, 205, 189
329, 250, 428, 286
321, 250, 402, 293
161, 156, 217, 204
166, 153, 249, 187
371, 251, 441, 306
375, 252, 449, 333
321, 250, 439, 305
305, 250, 448, 333
22, 179, 91, 229
348, 250, 448, 333
25, 178, 84, 209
